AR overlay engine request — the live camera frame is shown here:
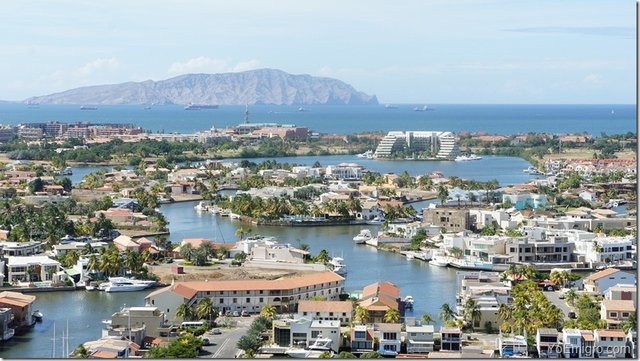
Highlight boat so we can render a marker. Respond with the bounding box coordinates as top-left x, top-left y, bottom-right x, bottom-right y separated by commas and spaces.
454, 154, 482, 162
285, 337, 333, 358
80, 106, 97, 110
194, 201, 207, 212
403, 295, 414, 309
328, 257, 347, 276
32, 310, 43, 322
384, 104, 398, 109
377, 349, 399, 357
61, 167, 73, 175
406, 253, 414, 260
103, 277, 156, 293
353, 229, 372, 244
429, 252, 451, 267
413, 105, 430, 112
357, 150, 374, 159
220, 209, 231, 217
229, 212, 241, 220
209, 206, 221, 214
366, 217, 384, 225
184, 104, 219, 110
522, 166, 542, 175
85, 284, 96, 291
297, 107, 308, 112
